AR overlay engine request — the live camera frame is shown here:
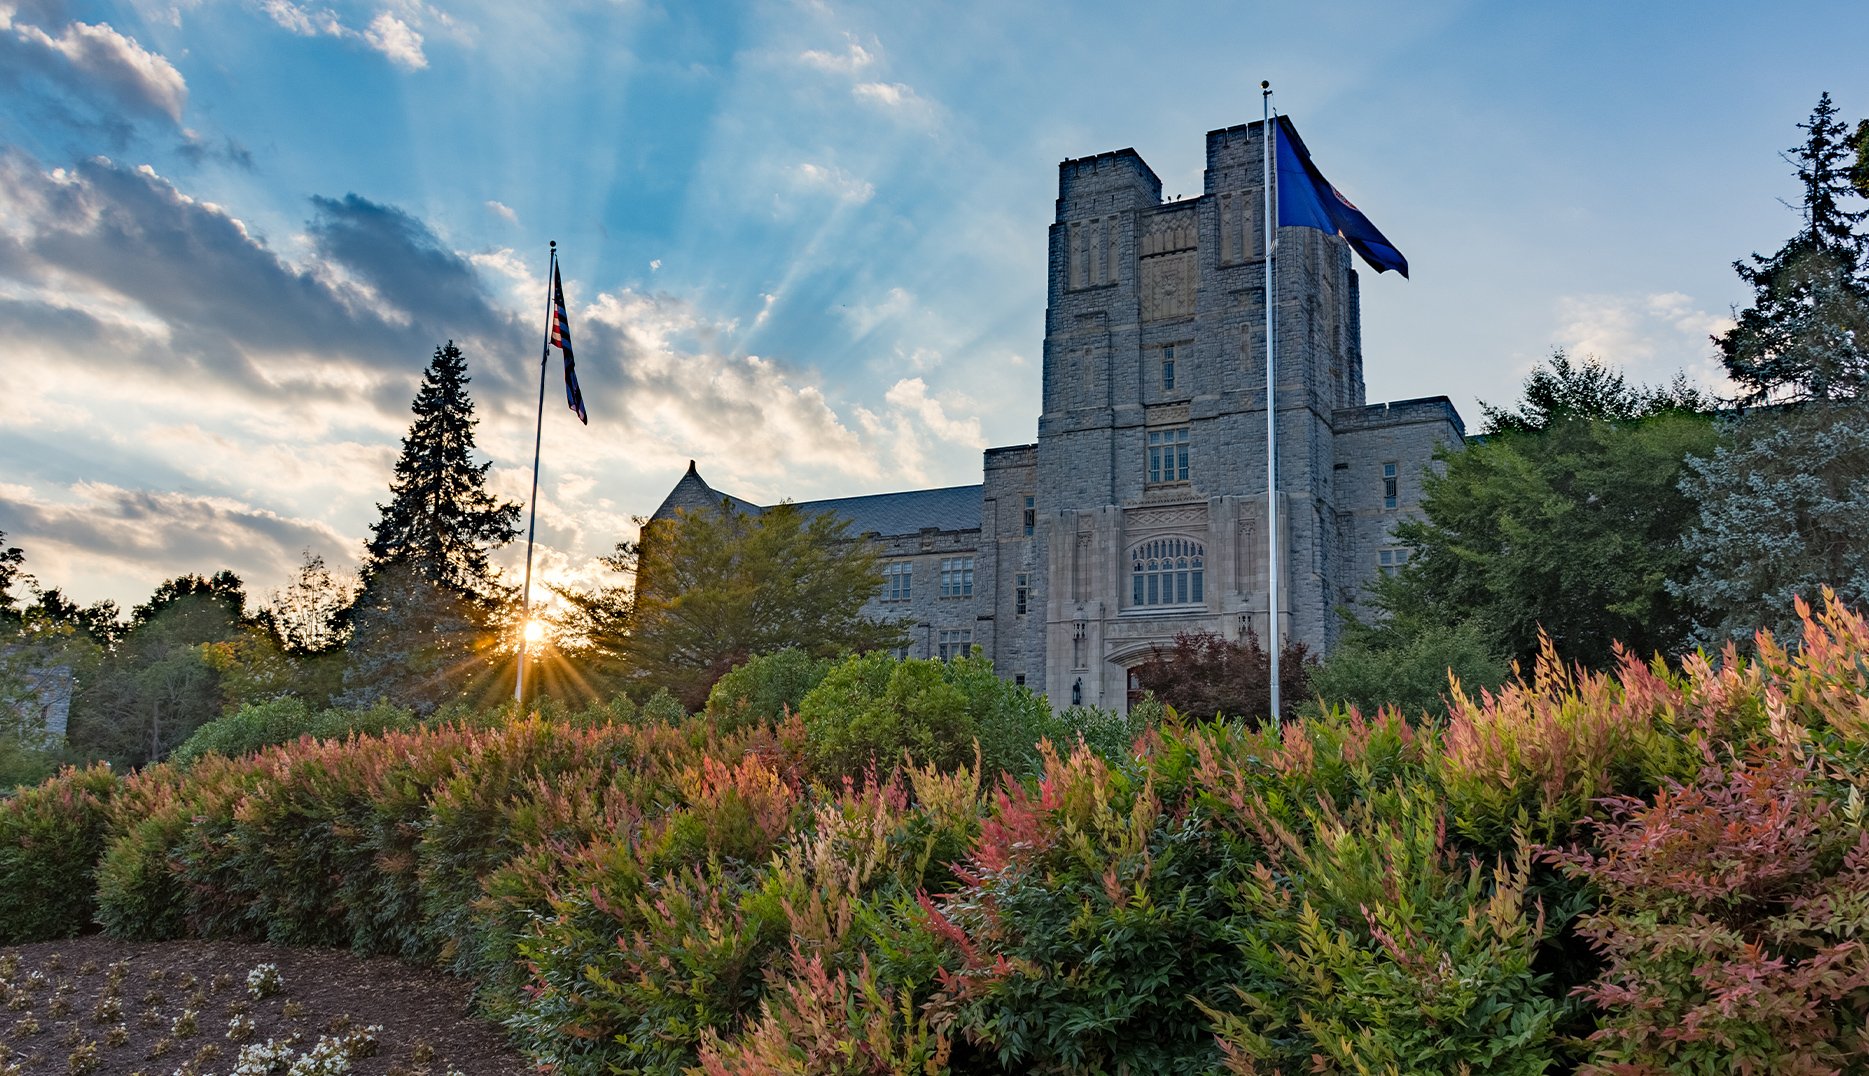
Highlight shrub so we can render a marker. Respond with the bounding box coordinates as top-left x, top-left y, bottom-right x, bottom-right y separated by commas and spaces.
1209, 786, 1562, 1075
0, 763, 118, 941
704, 648, 832, 733
921, 742, 1249, 1074
1130, 630, 1315, 724
1550, 750, 1869, 1075
168, 698, 417, 766
800, 653, 1056, 783
1438, 637, 1694, 849
1308, 618, 1511, 722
